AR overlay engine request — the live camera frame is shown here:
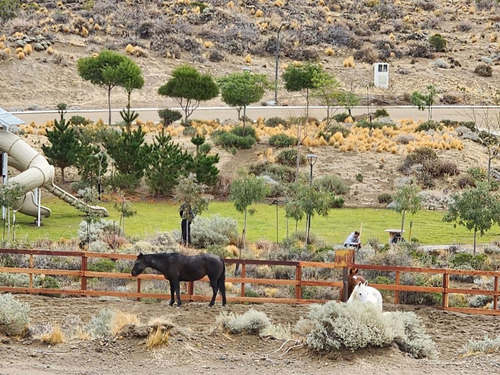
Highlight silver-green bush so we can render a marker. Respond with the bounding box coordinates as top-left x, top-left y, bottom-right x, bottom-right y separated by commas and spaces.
0, 272, 29, 287
78, 219, 123, 244
460, 335, 500, 355
216, 309, 270, 334
191, 214, 238, 248
85, 308, 113, 339
295, 301, 437, 358
0, 293, 30, 336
